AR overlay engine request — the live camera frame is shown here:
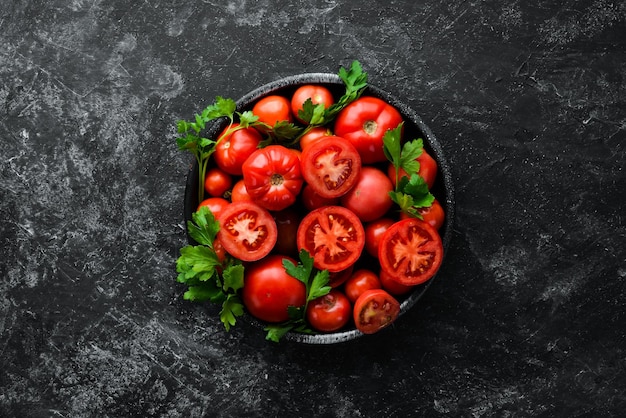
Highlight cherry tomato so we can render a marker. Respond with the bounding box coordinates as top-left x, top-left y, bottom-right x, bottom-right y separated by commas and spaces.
291, 85, 335, 124
299, 126, 332, 151
296, 205, 365, 272
306, 289, 352, 332
217, 201, 278, 262
272, 207, 300, 256
252, 95, 293, 127
388, 149, 438, 190
197, 197, 230, 219
204, 167, 233, 198
230, 179, 253, 202
340, 166, 393, 222
327, 265, 354, 288
214, 124, 262, 176
353, 289, 400, 334
364, 217, 395, 258
334, 96, 403, 164
415, 199, 445, 230
300, 136, 361, 199
242, 145, 303, 211
344, 269, 382, 303
243, 255, 306, 323
379, 268, 414, 296
300, 184, 340, 211
378, 218, 443, 286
